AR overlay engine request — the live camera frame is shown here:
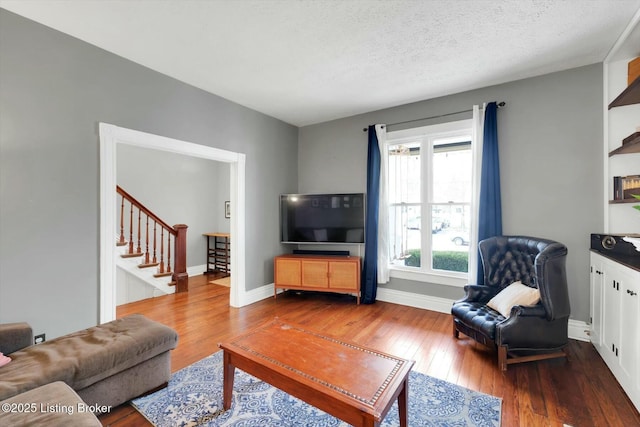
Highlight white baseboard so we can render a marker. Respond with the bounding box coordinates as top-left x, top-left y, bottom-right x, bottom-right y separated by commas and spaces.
188, 264, 207, 277
568, 319, 590, 342
376, 287, 454, 314
377, 287, 591, 342
239, 283, 276, 306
